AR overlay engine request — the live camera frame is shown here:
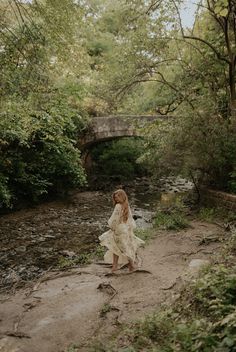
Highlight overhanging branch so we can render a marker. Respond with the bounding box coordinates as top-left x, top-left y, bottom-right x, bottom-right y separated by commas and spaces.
183, 35, 230, 64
